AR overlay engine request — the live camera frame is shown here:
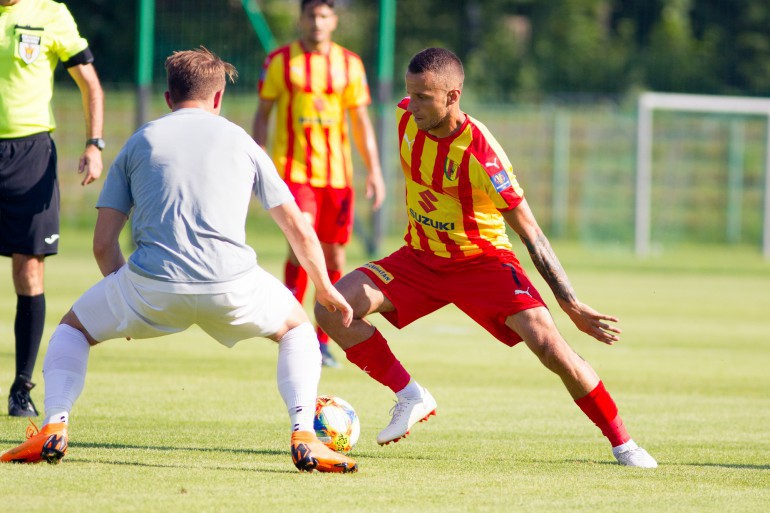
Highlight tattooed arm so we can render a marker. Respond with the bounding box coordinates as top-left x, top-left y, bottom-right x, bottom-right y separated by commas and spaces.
501, 199, 621, 344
